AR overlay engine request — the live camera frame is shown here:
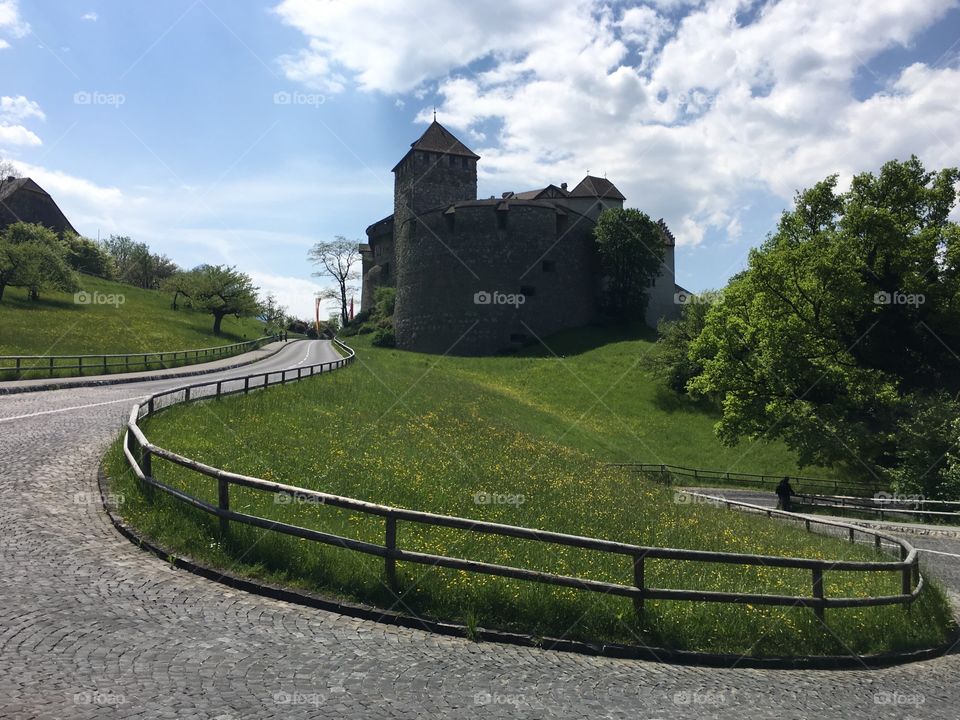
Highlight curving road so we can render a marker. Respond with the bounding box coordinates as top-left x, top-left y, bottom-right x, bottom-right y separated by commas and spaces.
2, 339, 960, 719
